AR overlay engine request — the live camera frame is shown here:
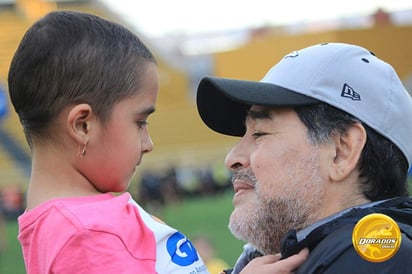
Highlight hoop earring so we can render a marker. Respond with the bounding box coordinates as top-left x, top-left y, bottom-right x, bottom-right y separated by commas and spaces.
78, 143, 87, 159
